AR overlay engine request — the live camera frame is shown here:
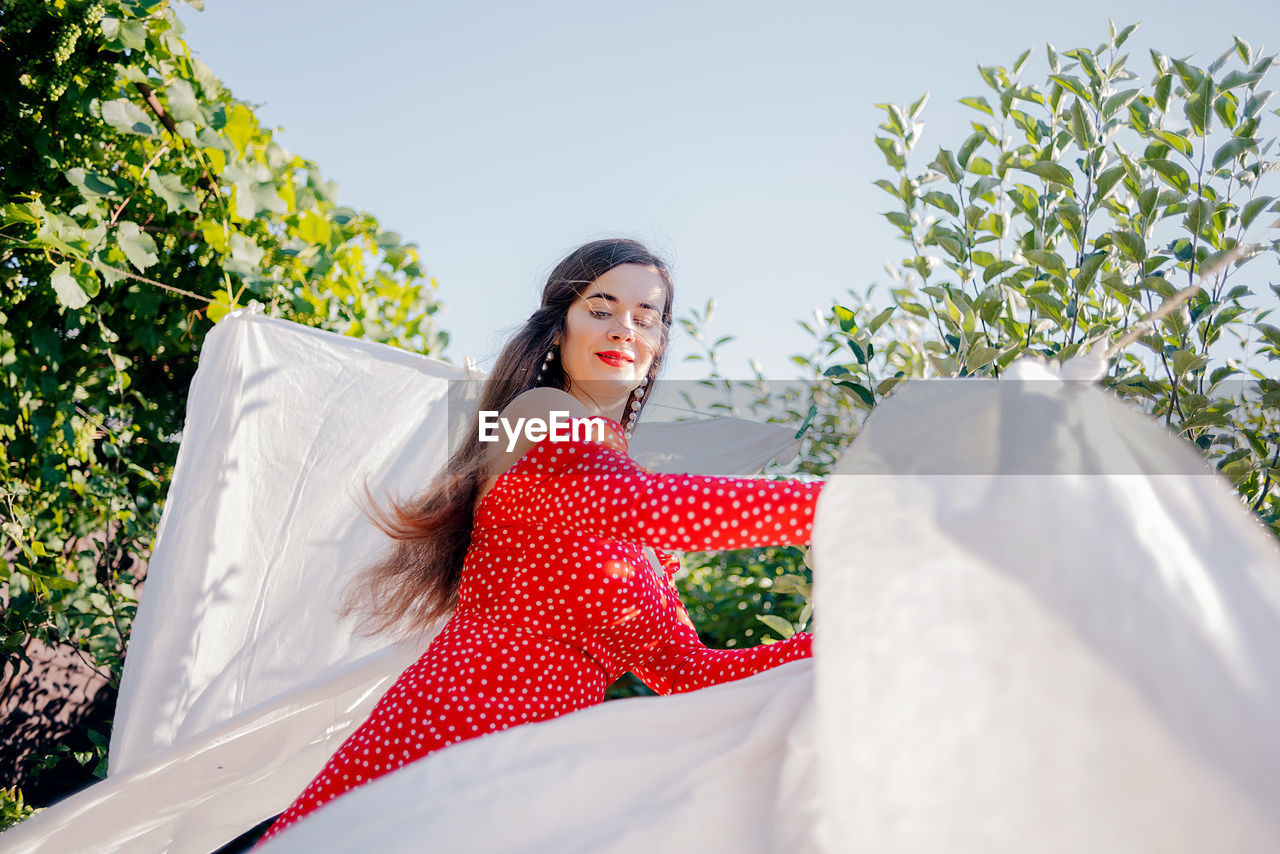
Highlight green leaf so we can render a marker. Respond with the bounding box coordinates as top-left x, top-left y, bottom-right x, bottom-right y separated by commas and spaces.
921, 191, 960, 216
103, 17, 148, 51
1242, 195, 1276, 229
1114, 230, 1146, 261
206, 289, 238, 324
1072, 48, 1102, 84
227, 234, 264, 270
1069, 100, 1096, 147
1094, 165, 1126, 201
793, 404, 817, 439
1140, 275, 1175, 297
1146, 158, 1191, 193
847, 339, 866, 365
1103, 88, 1141, 118
1215, 91, 1239, 129
3, 202, 40, 226
1023, 161, 1074, 188
873, 178, 900, 199
832, 304, 857, 333
1055, 205, 1082, 242
1212, 136, 1256, 171
1023, 249, 1067, 276
116, 222, 159, 272
1184, 73, 1215, 135
1185, 198, 1212, 236
836, 380, 877, 408
959, 95, 994, 116
983, 260, 1016, 282
166, 79, 203, 124
908, 92, 930, 118
929, 149, 963, 183
1171, 58, 1204, 92
1151, 129, 1193, 157
966, 346, 1000, 369
1235, 36, 1254, 65
65, 167, 123, 201
1154, 74, 1173, 112
884, 211, 913, 234
756, 614, 795, 640
1013, 47, 1032, 76
1050, 74, 1091, 102
971, 175, 1000, 201
100, 99, 158, 138
234, 181, 287, 218
146, 171, 200, 214
867, 306, 896, 334
1137, 186, 1159, 219
1026, 292, 1064, 318
1076, 251, 1107, 286
876, 136, 905, 170
1219, 69, 1262, 91
958, 131, 985, 168
1245, 90, 1274, 118
966, 156, 994, 176
1258, 323, 1280, 349
1115, 22, 1139, 49
876, 376, 904, 396
224, 104, 256, 155
51, 263, 90, 310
